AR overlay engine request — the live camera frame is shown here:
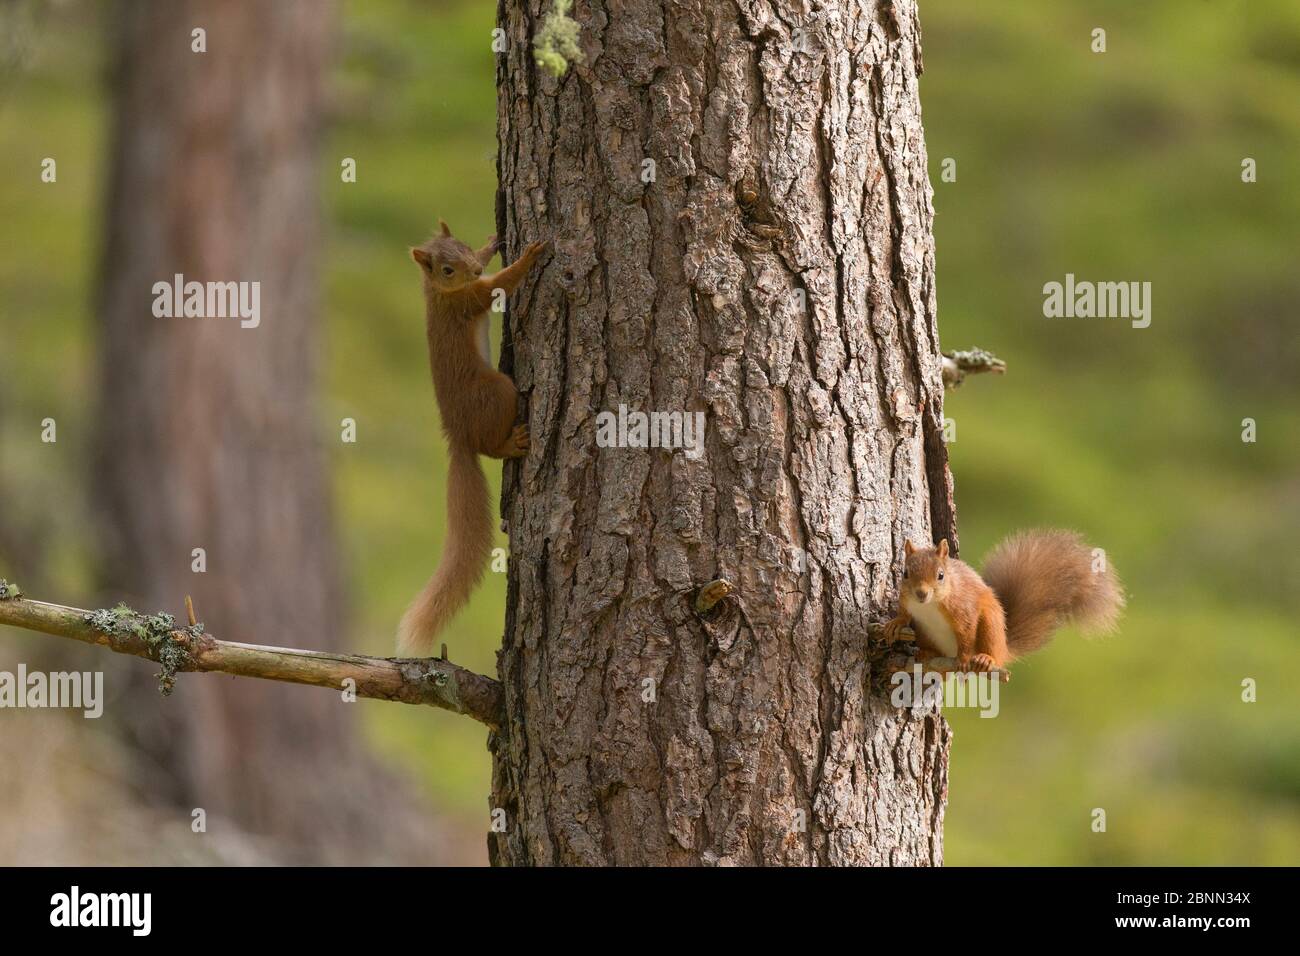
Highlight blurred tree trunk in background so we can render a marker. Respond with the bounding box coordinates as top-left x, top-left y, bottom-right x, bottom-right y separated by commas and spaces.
490, 0, 954, 864
93, 0, 446, 864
